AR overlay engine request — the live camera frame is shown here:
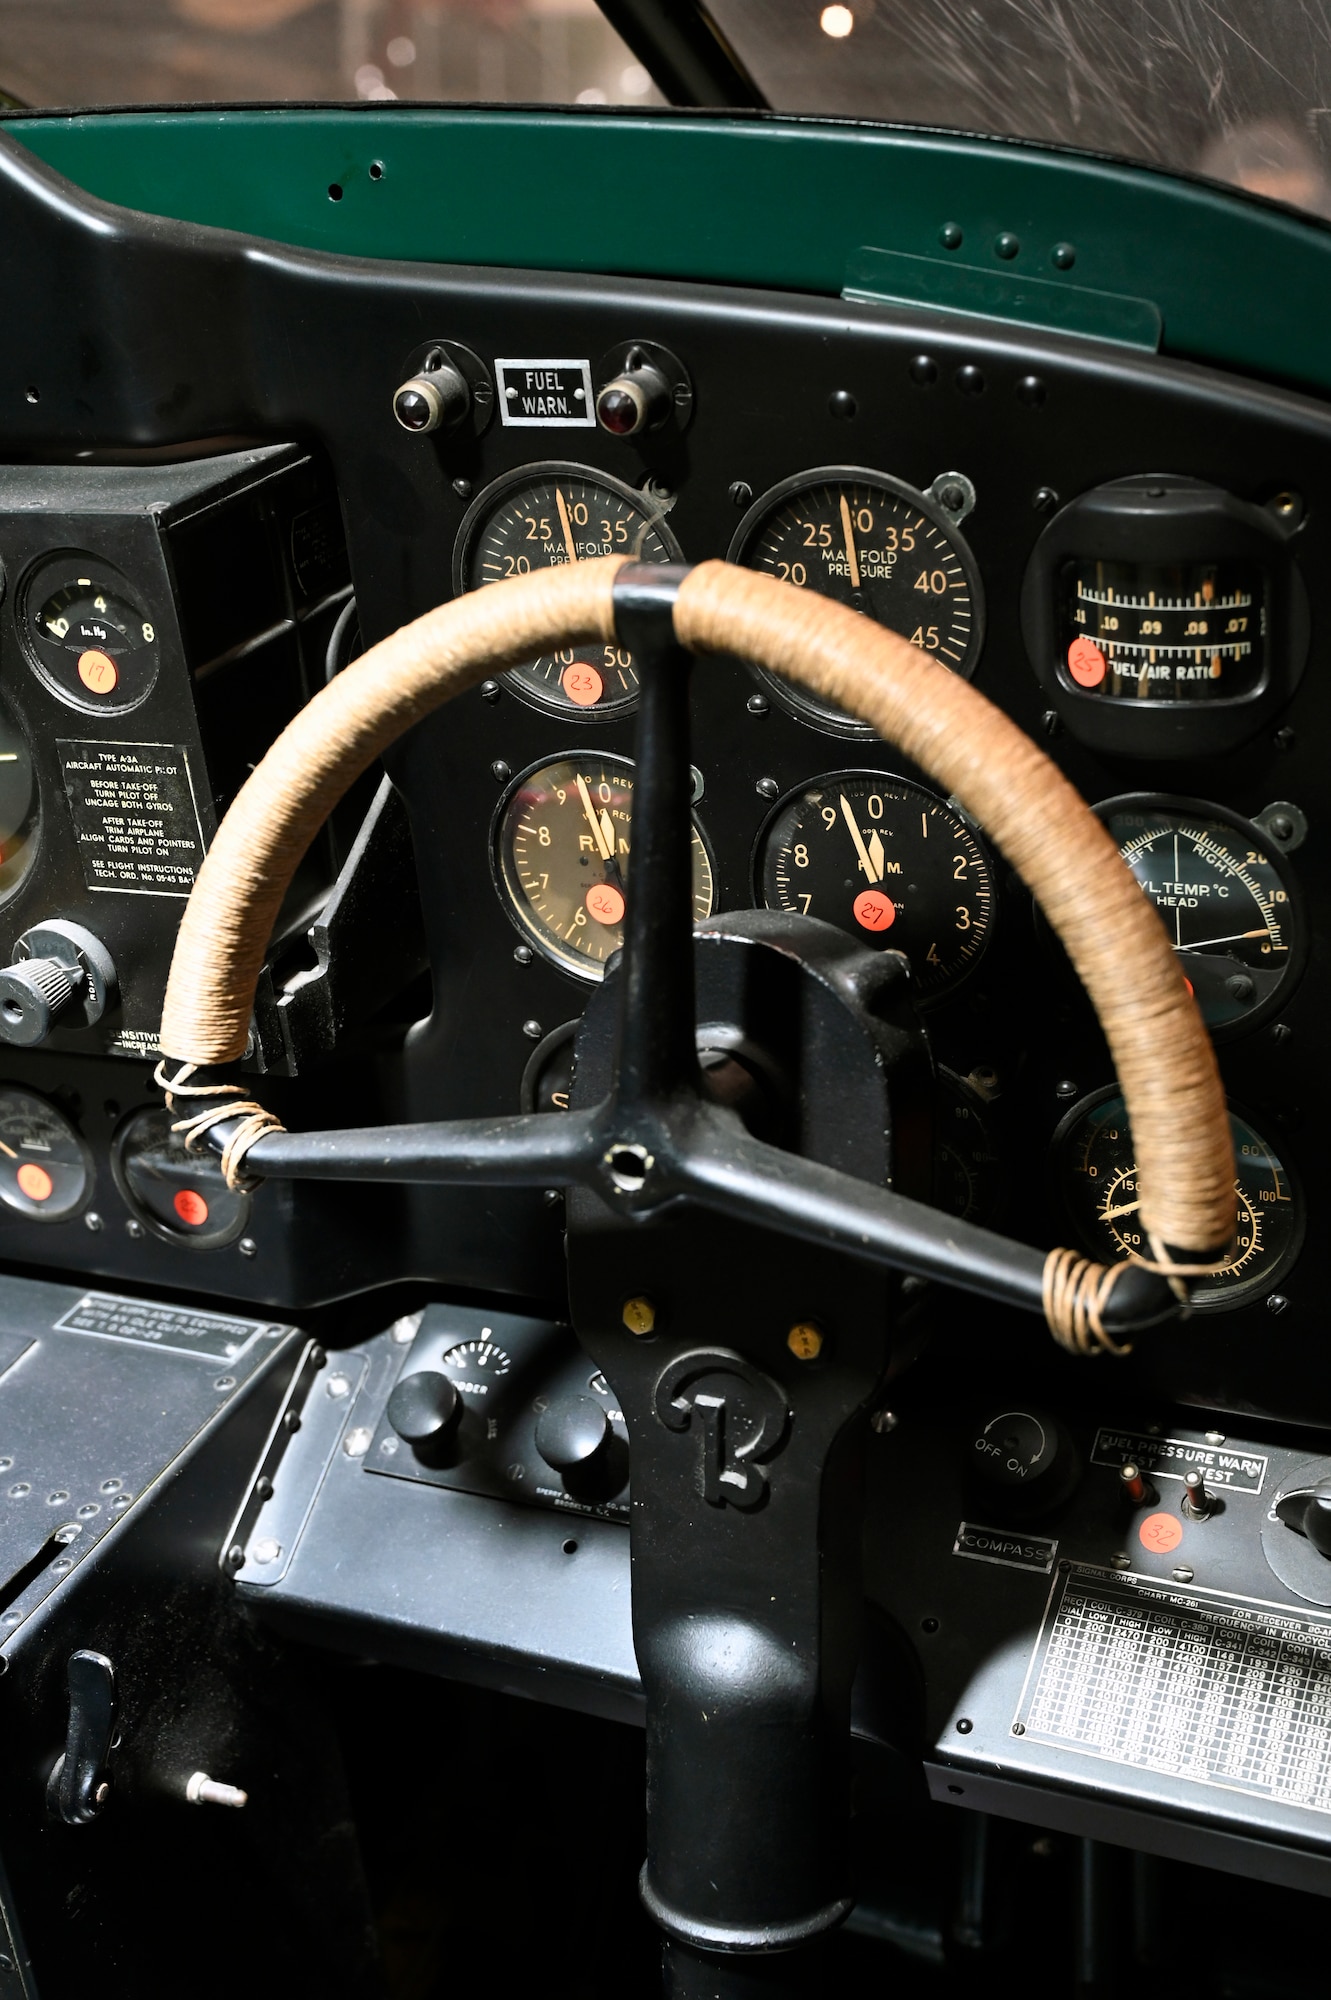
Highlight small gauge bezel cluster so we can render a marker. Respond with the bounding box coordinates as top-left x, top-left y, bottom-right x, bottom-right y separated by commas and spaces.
18, 547, 163, 716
